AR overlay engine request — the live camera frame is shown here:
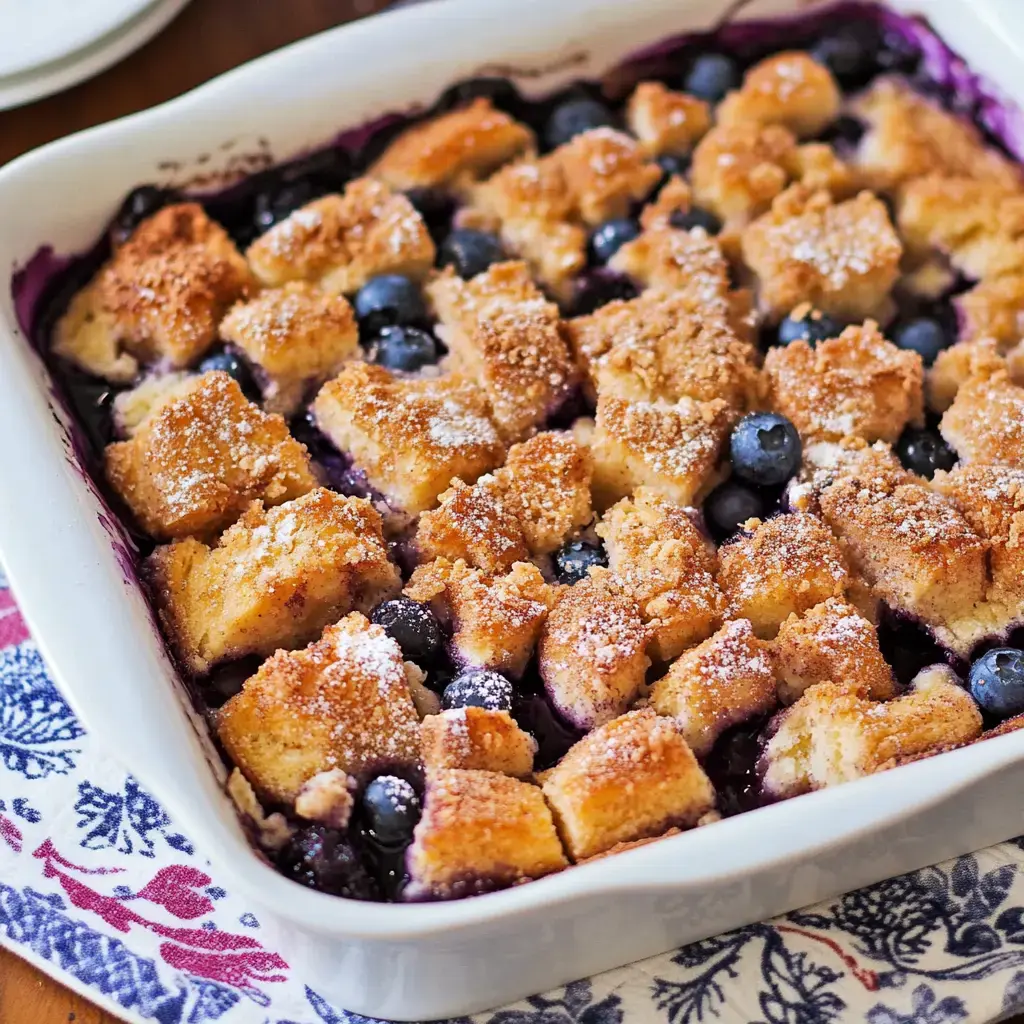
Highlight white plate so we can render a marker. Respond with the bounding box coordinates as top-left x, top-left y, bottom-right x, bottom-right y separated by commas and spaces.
1, 0, 1024, 1019
0, 0, 190, 111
